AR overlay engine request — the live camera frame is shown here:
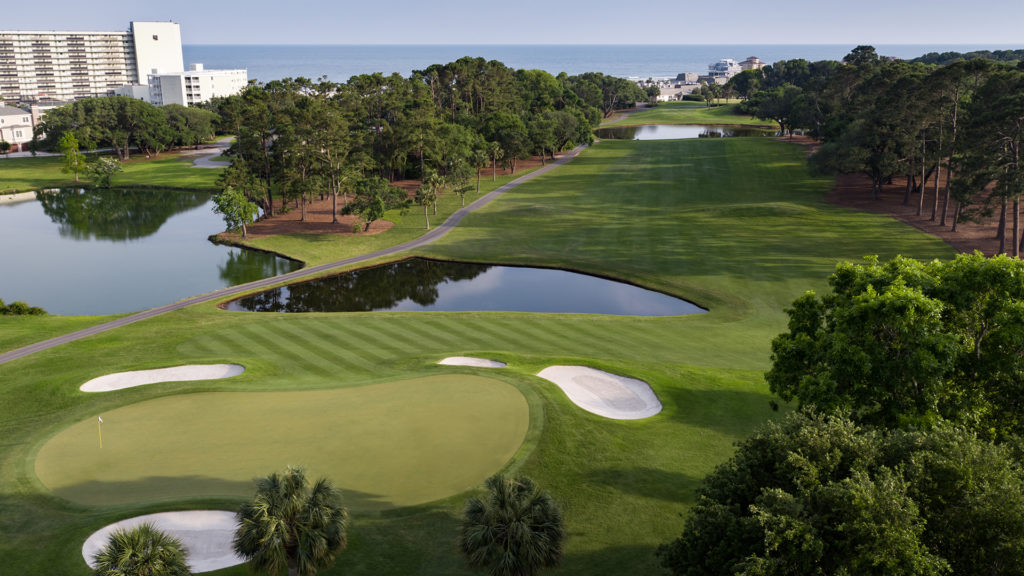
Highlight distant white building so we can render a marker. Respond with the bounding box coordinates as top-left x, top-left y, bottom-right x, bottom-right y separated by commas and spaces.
147, 64, 248, 106
707, 59, 742, 80
0, 21, 183, 102
0, 103, 33, 151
